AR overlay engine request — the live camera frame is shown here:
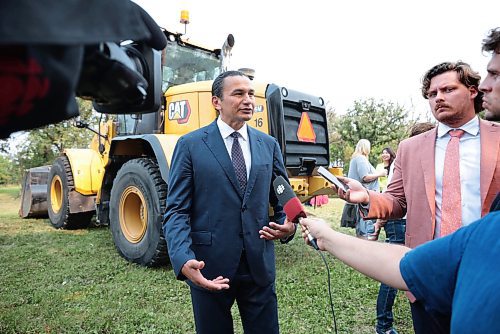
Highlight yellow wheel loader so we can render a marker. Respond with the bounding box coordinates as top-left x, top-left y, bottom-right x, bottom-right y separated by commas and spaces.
20, 28, 336, 266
